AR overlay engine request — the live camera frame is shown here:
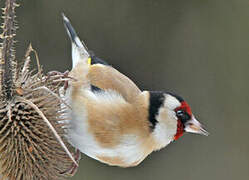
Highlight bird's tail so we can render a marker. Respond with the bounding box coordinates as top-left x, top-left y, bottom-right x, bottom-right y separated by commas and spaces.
62, 13, 91, 68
